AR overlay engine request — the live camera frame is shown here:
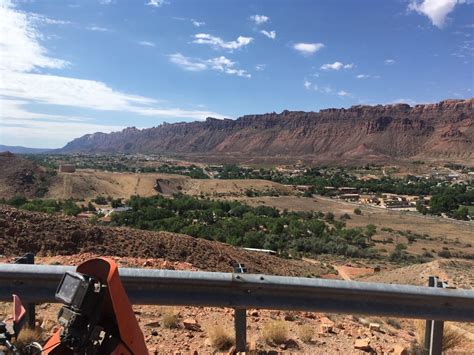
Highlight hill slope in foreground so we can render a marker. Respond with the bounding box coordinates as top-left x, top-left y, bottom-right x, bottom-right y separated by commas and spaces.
61, 98, 474, 164
1, 206, 473, 353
